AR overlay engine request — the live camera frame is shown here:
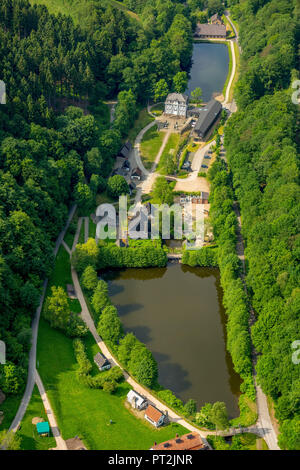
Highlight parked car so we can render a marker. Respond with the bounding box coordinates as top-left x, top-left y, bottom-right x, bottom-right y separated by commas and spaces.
201, 164, 208, 169
204, 155, 211, 159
